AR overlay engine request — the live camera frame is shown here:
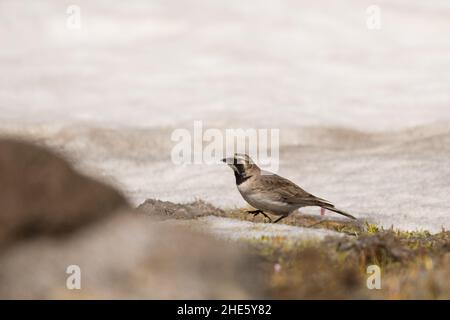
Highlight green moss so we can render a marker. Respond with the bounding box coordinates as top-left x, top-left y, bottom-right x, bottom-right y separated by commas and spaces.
365, 221, 380, 234
215, 207, 449, 299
